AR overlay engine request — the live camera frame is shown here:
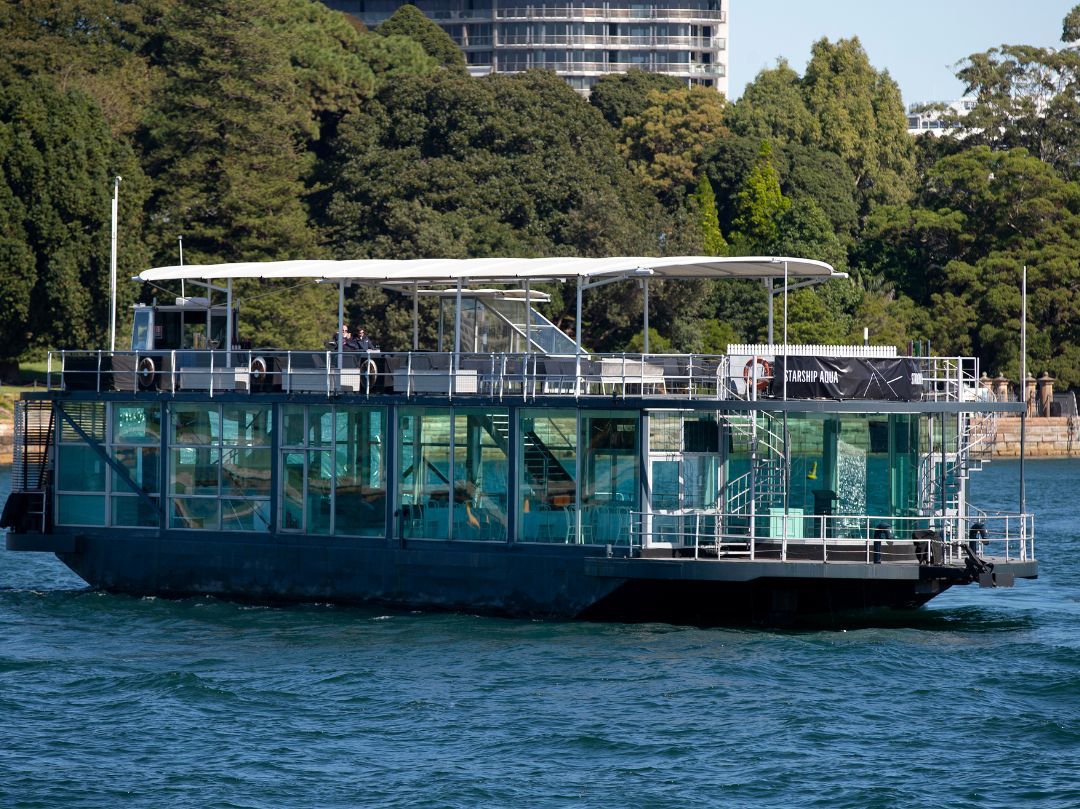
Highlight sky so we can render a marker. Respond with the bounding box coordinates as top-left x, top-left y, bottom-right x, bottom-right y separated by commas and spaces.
730, 0, 1069, 106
